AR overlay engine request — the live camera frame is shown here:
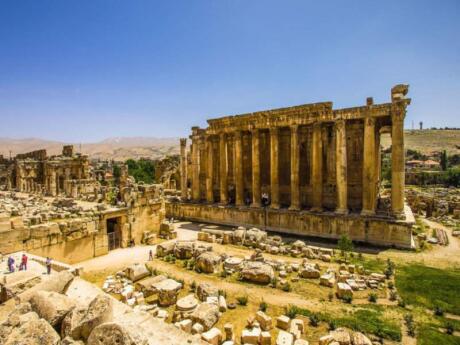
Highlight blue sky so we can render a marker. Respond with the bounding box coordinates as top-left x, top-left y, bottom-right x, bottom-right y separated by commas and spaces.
0, 0, 459, 142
